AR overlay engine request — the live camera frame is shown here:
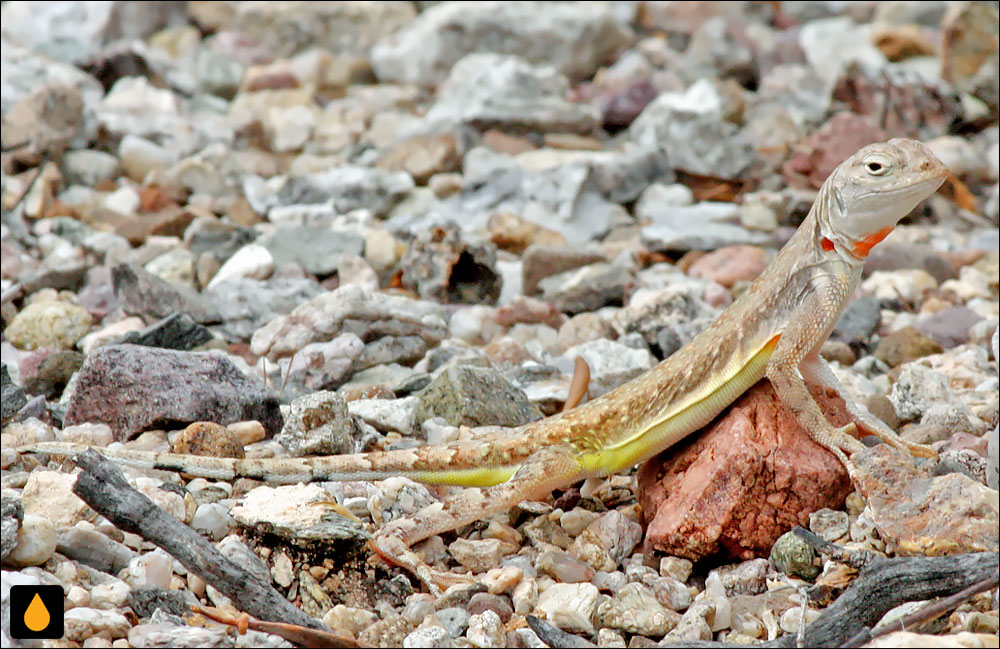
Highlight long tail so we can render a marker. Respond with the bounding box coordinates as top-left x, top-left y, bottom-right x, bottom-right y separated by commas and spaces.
18, 441, 524, 487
